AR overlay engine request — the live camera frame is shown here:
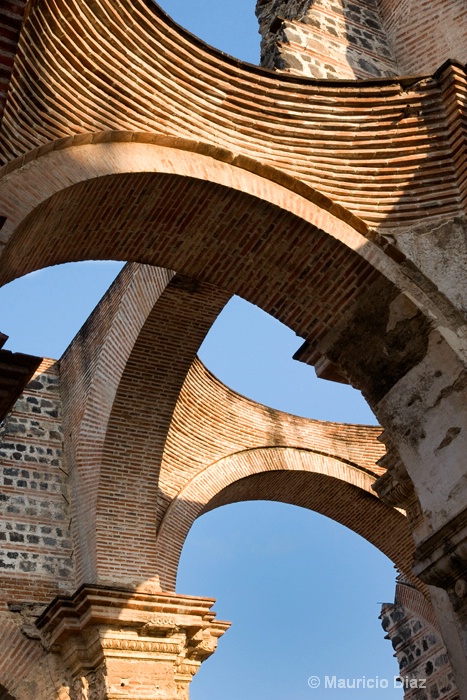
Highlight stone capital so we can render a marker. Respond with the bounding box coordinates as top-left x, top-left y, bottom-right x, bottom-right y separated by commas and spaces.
35, 585, 230, 700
